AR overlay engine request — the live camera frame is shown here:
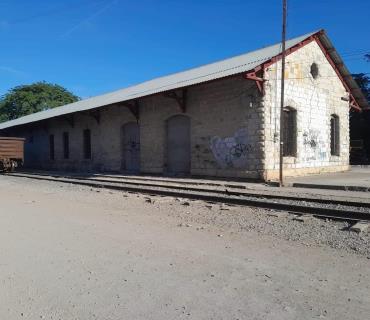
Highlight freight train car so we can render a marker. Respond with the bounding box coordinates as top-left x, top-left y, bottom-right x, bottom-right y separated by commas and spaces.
0, 137, 25, 172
